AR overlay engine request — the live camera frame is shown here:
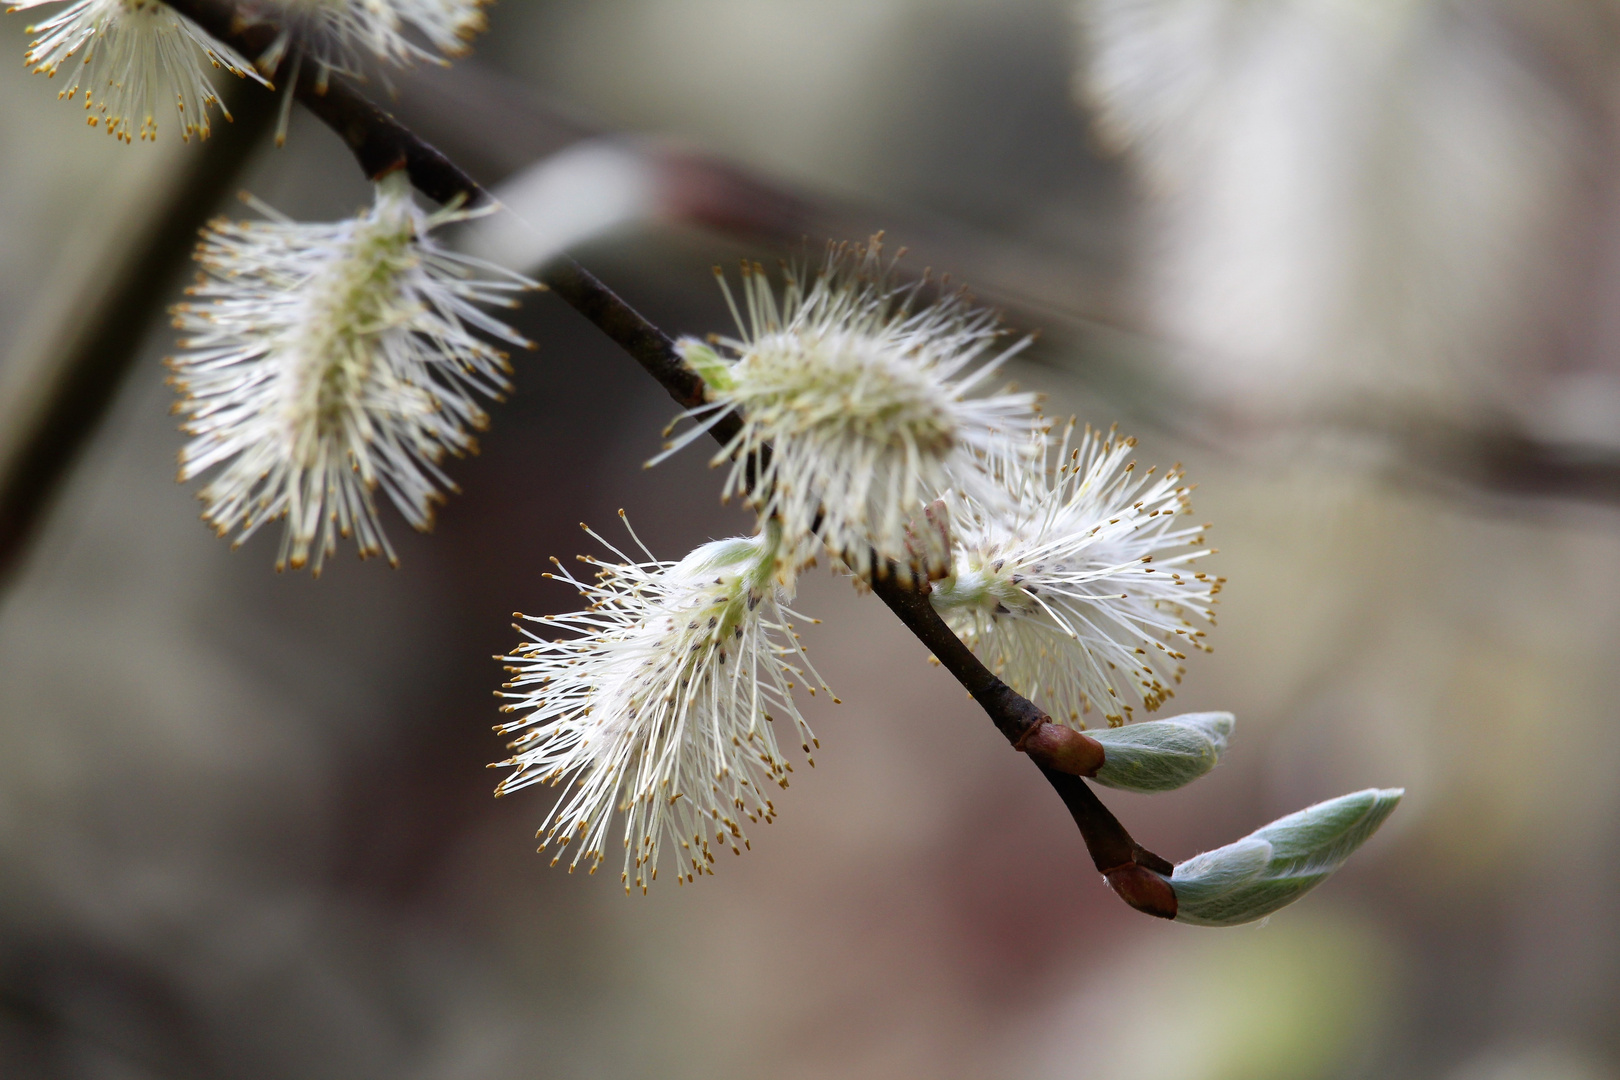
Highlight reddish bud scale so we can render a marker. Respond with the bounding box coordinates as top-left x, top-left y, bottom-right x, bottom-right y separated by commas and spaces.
1017, 720, 1106, 777
1103, 864, 1178, 920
